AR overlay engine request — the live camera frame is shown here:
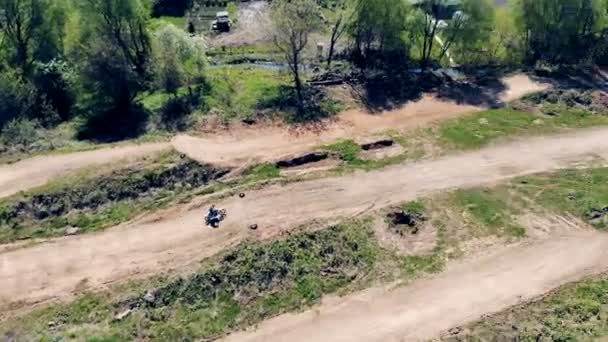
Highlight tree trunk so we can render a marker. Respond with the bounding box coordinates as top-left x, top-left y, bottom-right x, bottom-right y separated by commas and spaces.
326, 16, 342, 70
293, 52, 304, 116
